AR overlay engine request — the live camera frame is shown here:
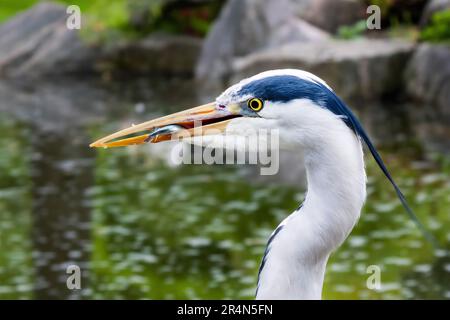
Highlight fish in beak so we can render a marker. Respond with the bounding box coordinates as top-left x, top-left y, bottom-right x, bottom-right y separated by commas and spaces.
89, 102, 242, 148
